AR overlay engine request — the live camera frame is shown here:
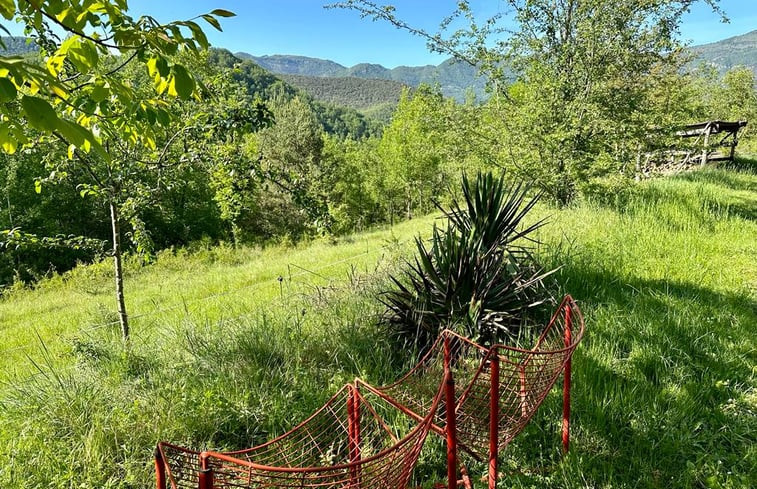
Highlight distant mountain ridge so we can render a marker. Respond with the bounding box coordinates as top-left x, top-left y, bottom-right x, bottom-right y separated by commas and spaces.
690, 29, 757, 75
0, 36, 38, 55
236, 52, 488, 102
280, 74, 406, 108
237, 30, 757, 104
